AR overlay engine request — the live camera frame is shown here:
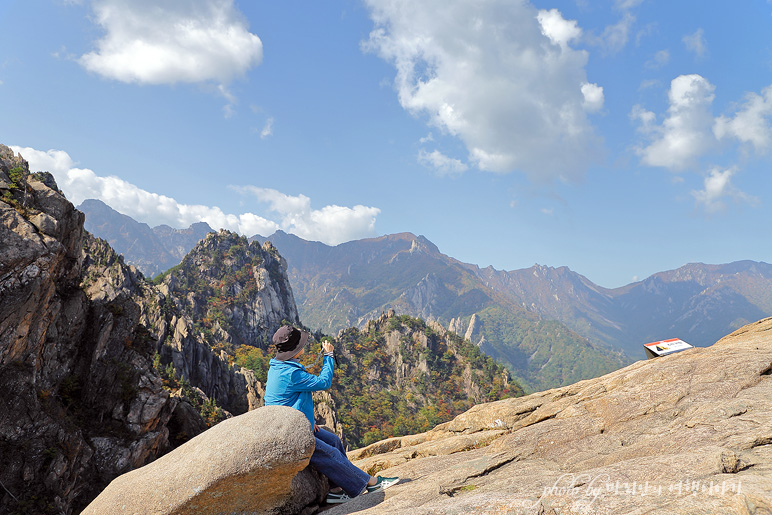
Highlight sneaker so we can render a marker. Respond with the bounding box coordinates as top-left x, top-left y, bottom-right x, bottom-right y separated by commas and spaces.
326, 490, 353, 504
366, 476, 400, 493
